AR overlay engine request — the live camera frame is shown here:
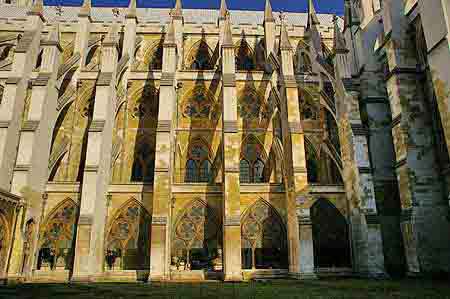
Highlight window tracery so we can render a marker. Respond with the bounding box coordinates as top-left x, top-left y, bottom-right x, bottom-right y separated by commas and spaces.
241, 200, 287, 269
184, 144, 213, 183
105, 199, 151, 271
171, 199, 221, 271
240, 137, 268, 183
37, 199, 78, 271
186, 40, 213, 70
236, 40, 256, 71
238, 92, 272, 121
182, 87, 219, 120
131, 142, 155, 183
